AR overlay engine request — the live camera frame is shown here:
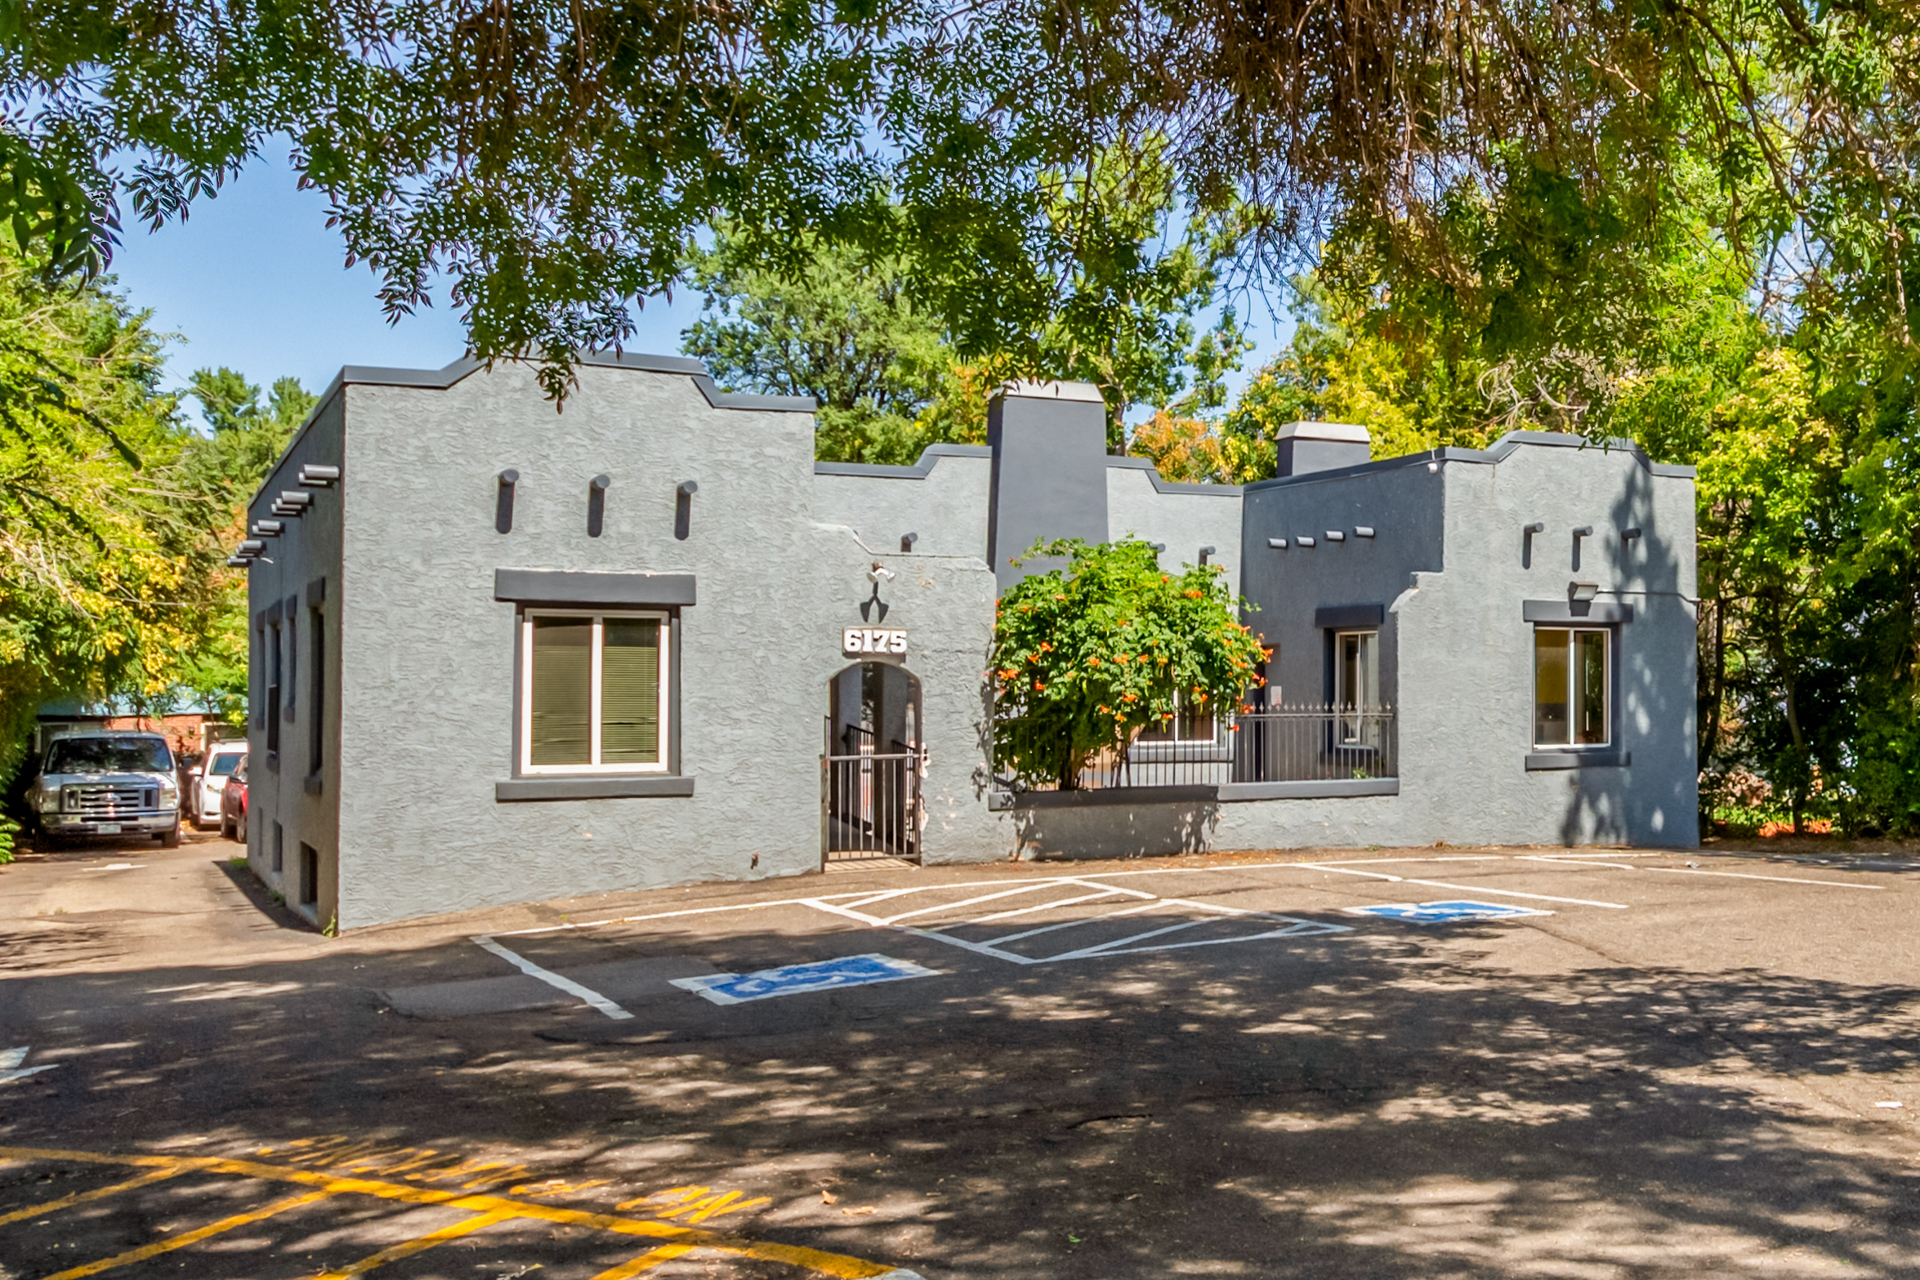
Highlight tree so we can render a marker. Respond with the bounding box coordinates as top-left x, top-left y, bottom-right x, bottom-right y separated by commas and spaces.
687, 175, 1250, 459
170, 368, 317, 718
989, 539, 1266, 790
0, 243, 216, 789
31, 0, 1918, 401
681, 225, 959, 465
